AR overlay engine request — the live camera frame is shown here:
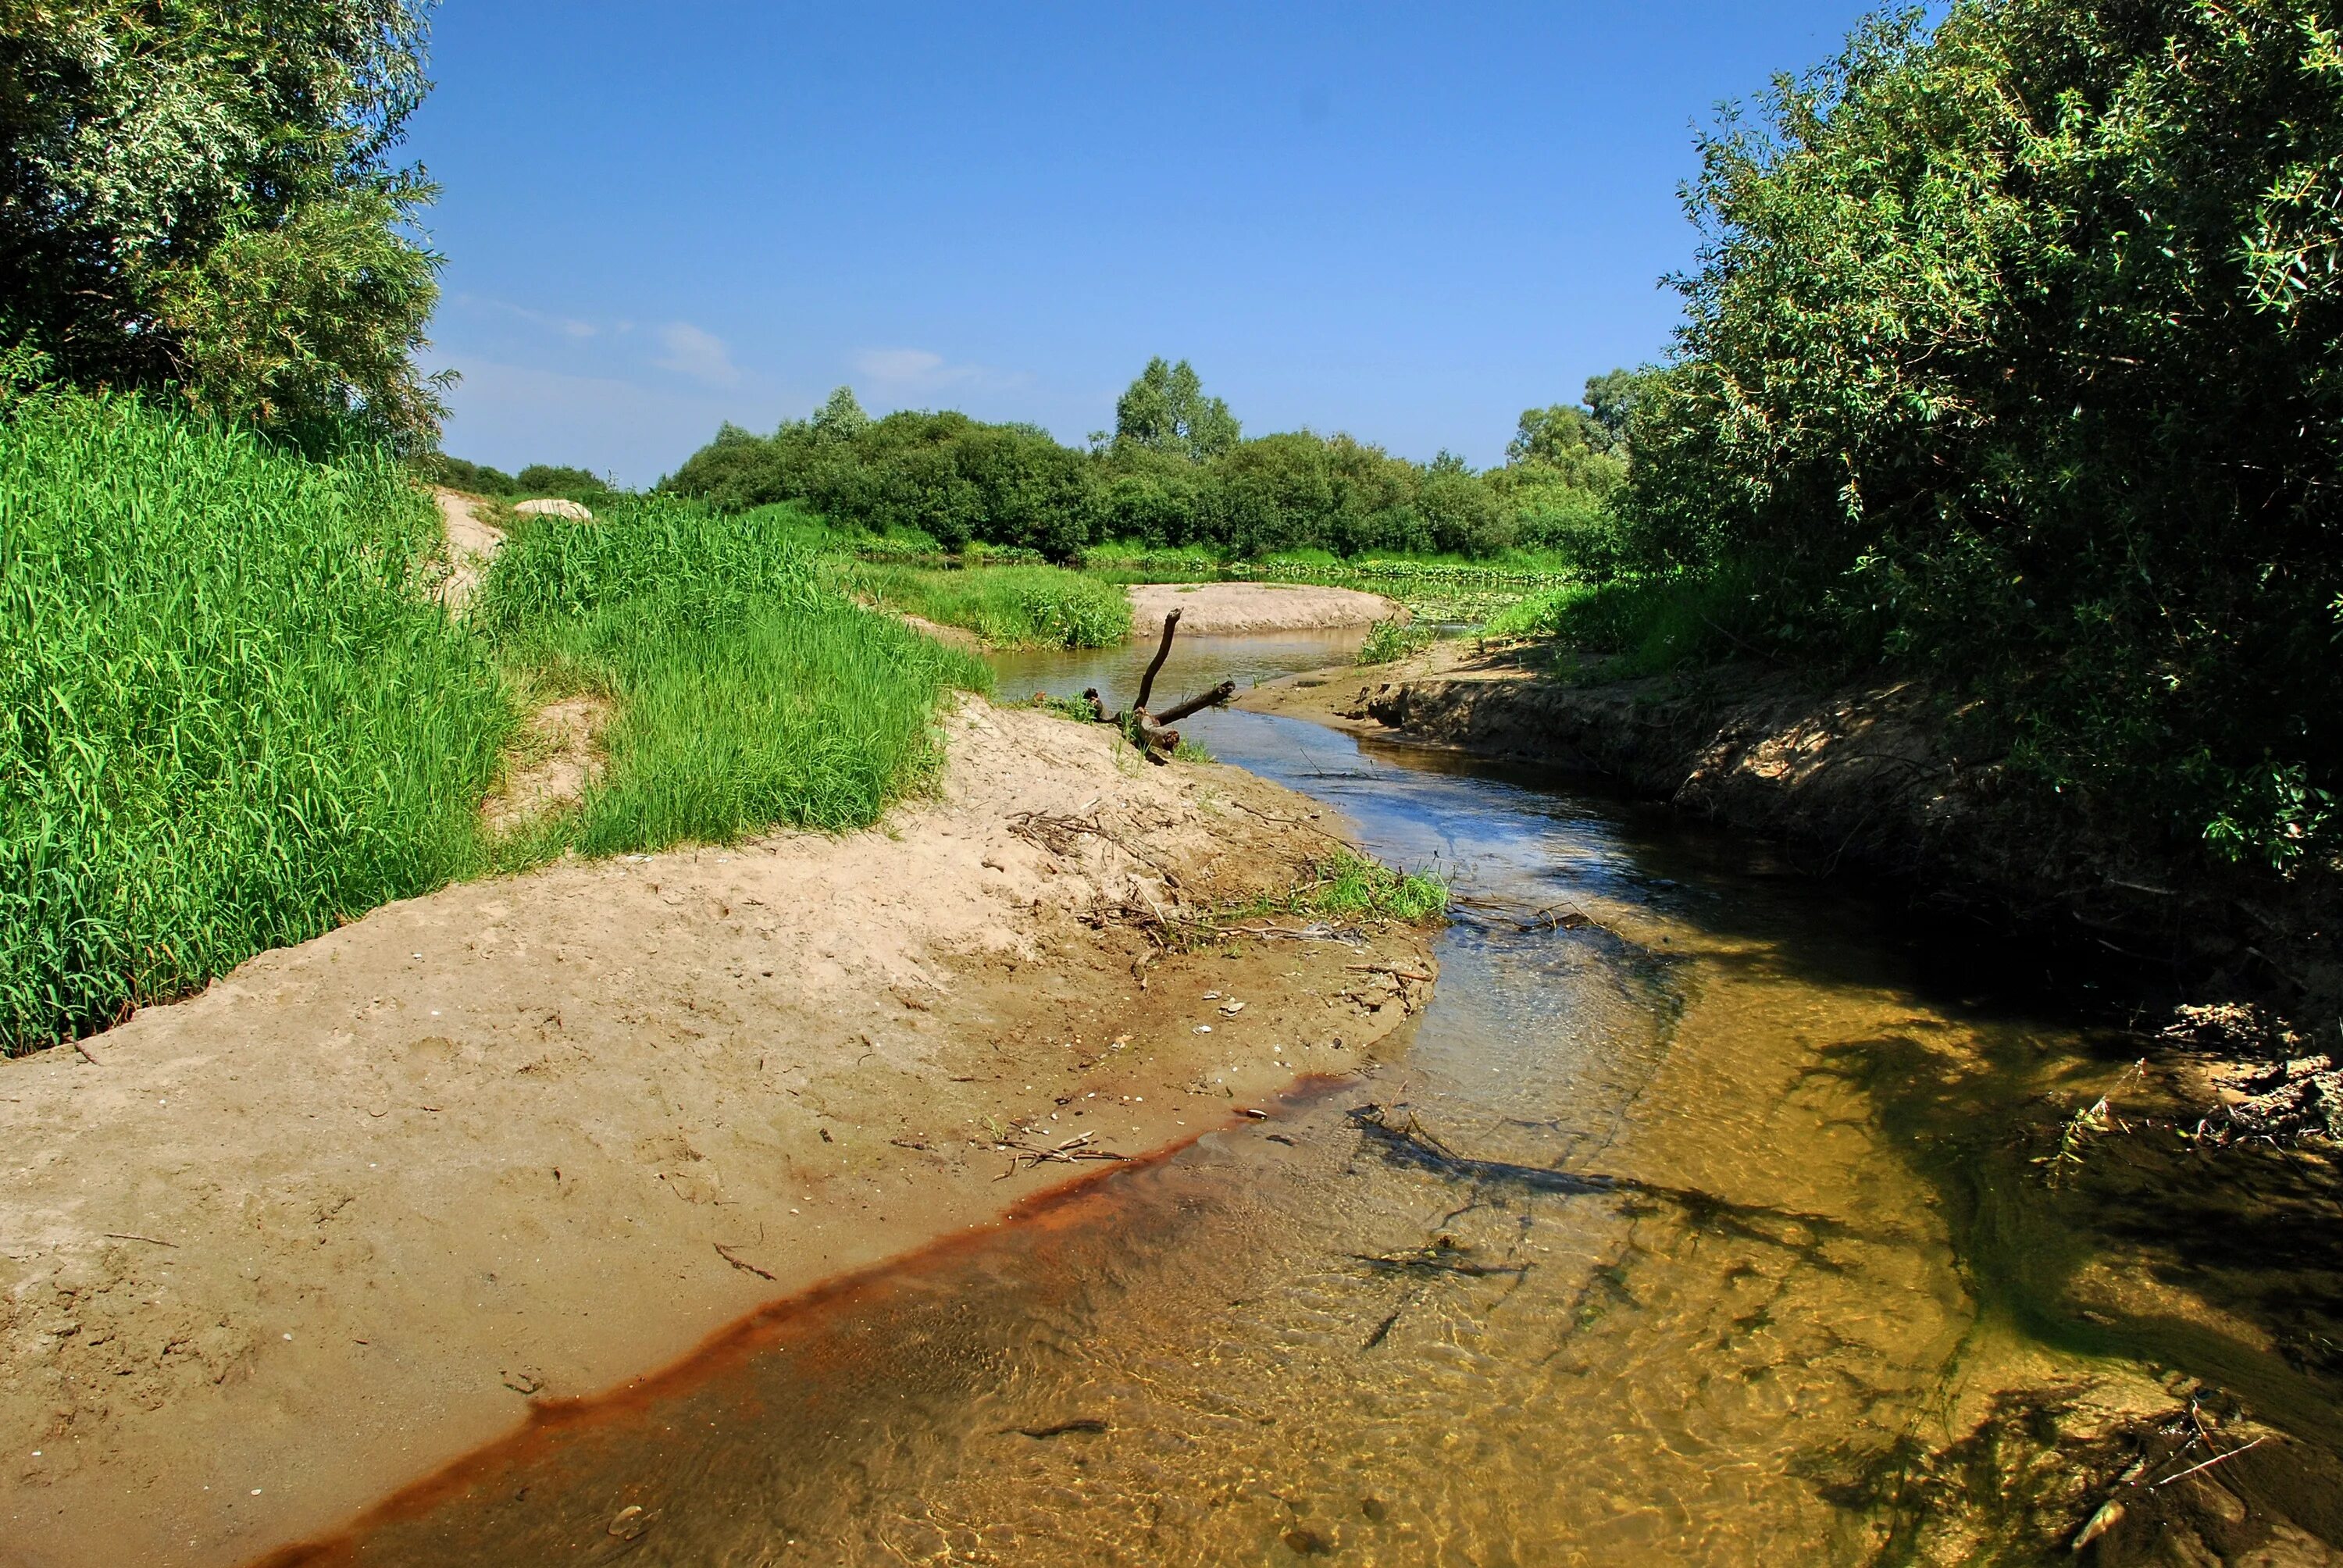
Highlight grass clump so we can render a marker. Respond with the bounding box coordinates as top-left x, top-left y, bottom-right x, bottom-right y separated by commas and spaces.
856, 562, 1132, 647
0, 394, 511, 1051
480, 495, 991, 851
1357, 617, 1434, 665
1253, 849, 1449, 925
